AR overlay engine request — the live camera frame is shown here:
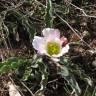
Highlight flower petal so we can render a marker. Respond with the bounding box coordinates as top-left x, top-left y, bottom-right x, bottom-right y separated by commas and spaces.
51, 57, 60, 62
52, 44, 69, 57
32, 36, 46, 54
60, 36, 68, 46
42, 28, 60, 40
61, 44, 69, 54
